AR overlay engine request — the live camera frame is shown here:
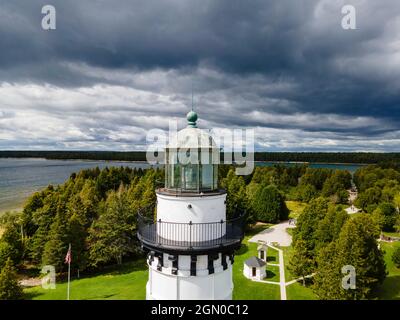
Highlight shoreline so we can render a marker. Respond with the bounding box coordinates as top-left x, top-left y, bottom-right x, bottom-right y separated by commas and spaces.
1, 157, 369, 166
254, 160, 368, 166
0, 207, 23, 216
